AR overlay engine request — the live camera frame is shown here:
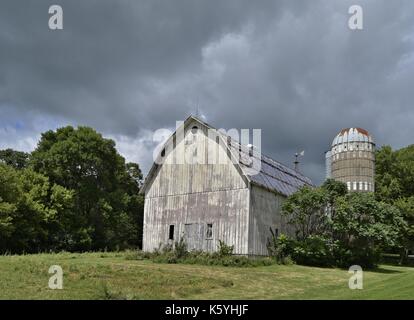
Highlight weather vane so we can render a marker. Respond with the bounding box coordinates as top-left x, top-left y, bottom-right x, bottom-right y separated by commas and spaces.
294, 150, 305, 171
